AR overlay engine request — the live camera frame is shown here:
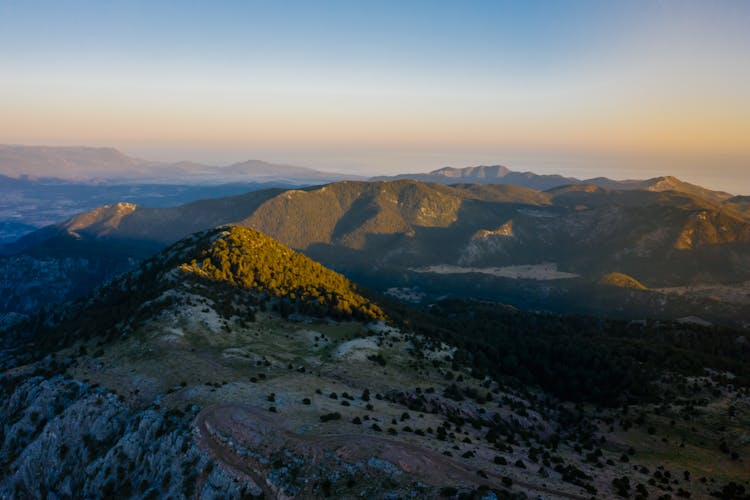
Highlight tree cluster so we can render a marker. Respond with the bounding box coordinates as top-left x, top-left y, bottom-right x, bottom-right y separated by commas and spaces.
181, 226, 384, 322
